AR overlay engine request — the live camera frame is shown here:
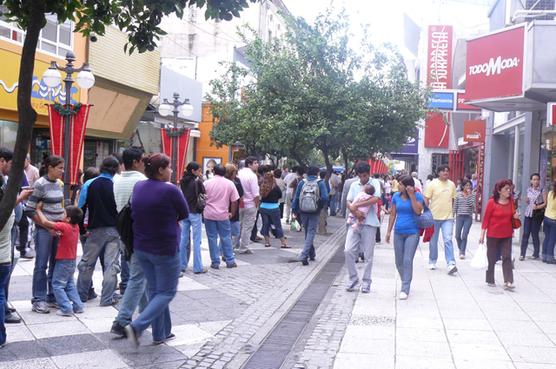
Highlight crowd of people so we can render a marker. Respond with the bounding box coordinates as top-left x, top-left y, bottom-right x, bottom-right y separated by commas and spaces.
0, 146, 552, 348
